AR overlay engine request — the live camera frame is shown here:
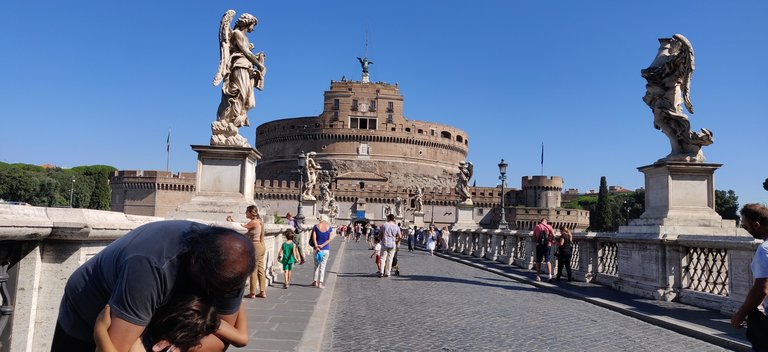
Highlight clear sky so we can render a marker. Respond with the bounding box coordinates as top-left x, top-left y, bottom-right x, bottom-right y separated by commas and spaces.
1, 1, 766, 206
